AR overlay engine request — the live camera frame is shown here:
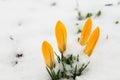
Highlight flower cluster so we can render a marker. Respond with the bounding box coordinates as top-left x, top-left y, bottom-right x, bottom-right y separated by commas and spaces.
41, 18, 100, 80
